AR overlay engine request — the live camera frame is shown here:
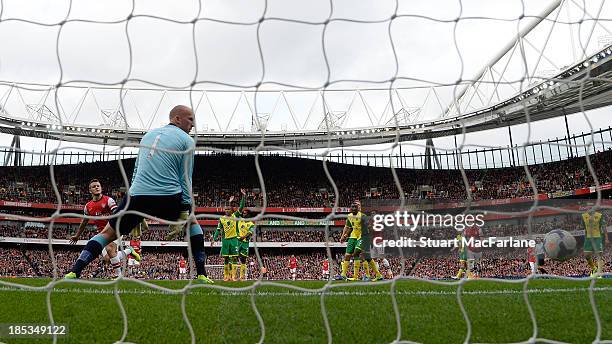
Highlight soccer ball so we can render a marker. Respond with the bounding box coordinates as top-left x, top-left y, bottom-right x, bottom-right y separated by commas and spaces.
382, 258, 390, 267
543, 229, 577, 260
